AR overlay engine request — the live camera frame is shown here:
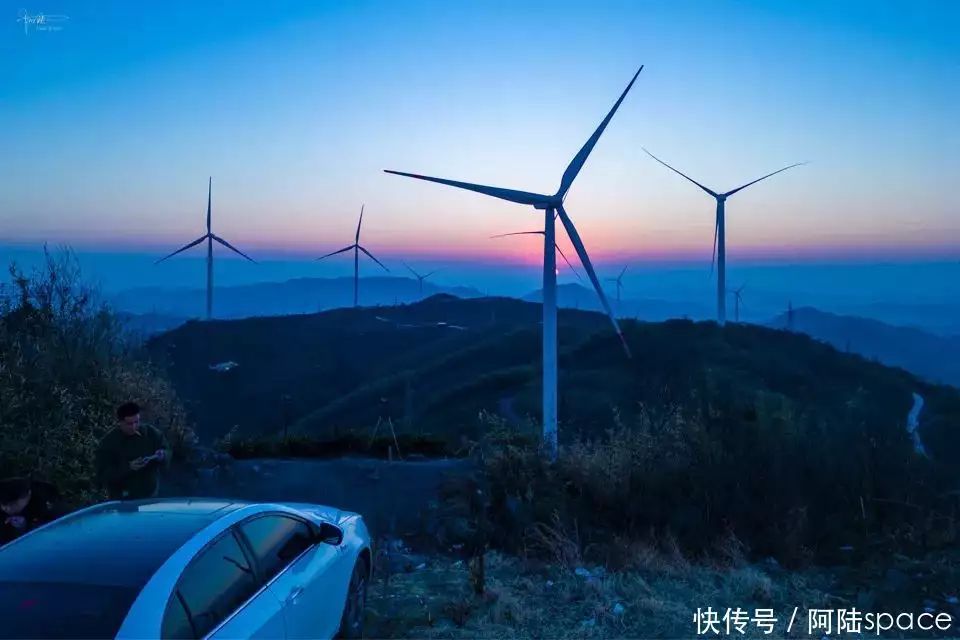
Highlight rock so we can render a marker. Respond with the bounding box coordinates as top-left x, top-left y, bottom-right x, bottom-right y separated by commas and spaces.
546, 580, 554, 588
574, 567, 592, 578
580, 618, 596, 629
945, 595, 959, 605
612, 603, 625, 616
